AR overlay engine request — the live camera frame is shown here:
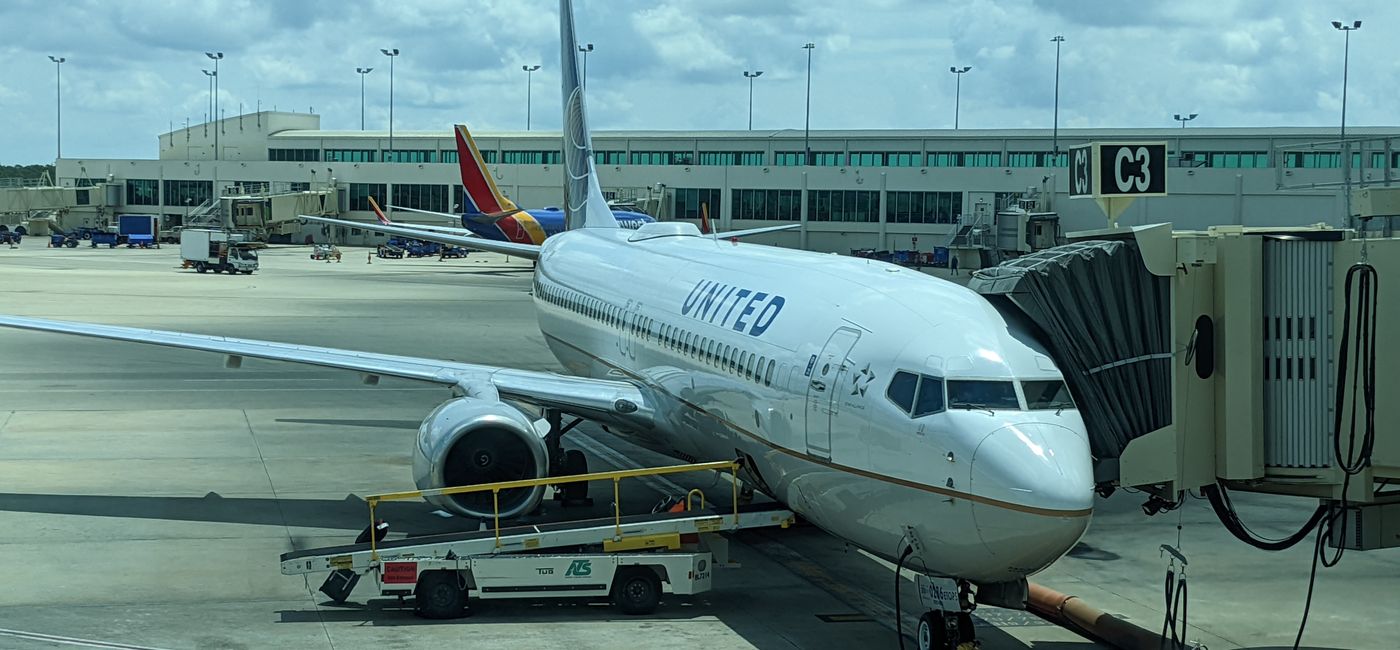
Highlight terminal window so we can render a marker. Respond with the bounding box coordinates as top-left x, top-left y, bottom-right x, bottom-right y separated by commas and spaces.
595, 150, 626, 165
963, 152, 1002, 167
325, 149, 376, 163
440, 150, 458, 164
1283, 152, 1341, 169
886, 191, 959, 224
774, 151, 803, 166
392, 183, 451, 213
732, 189, 800, 221
383, 150, 436, 163
808, 190, 878, 222
849, 152, 884, 167
268, 148, 319, 162
125, 179, 159, 206
927, 152, 962, 167
502, 150, 562, 164
162, 180, 211, 207
349, 183, 387, 211
673, 188, 722, 220
629, 151, 694, 165
886, 152, 919, 167
699, 151, 764, 166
